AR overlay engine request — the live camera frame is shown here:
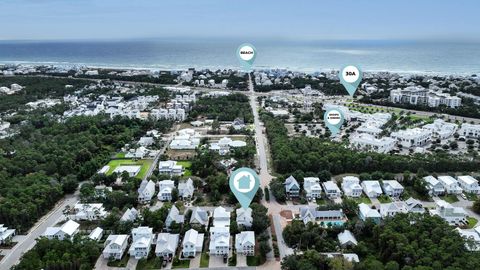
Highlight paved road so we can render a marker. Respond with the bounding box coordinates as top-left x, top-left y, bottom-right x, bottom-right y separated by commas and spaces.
0, 189, 81, 269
